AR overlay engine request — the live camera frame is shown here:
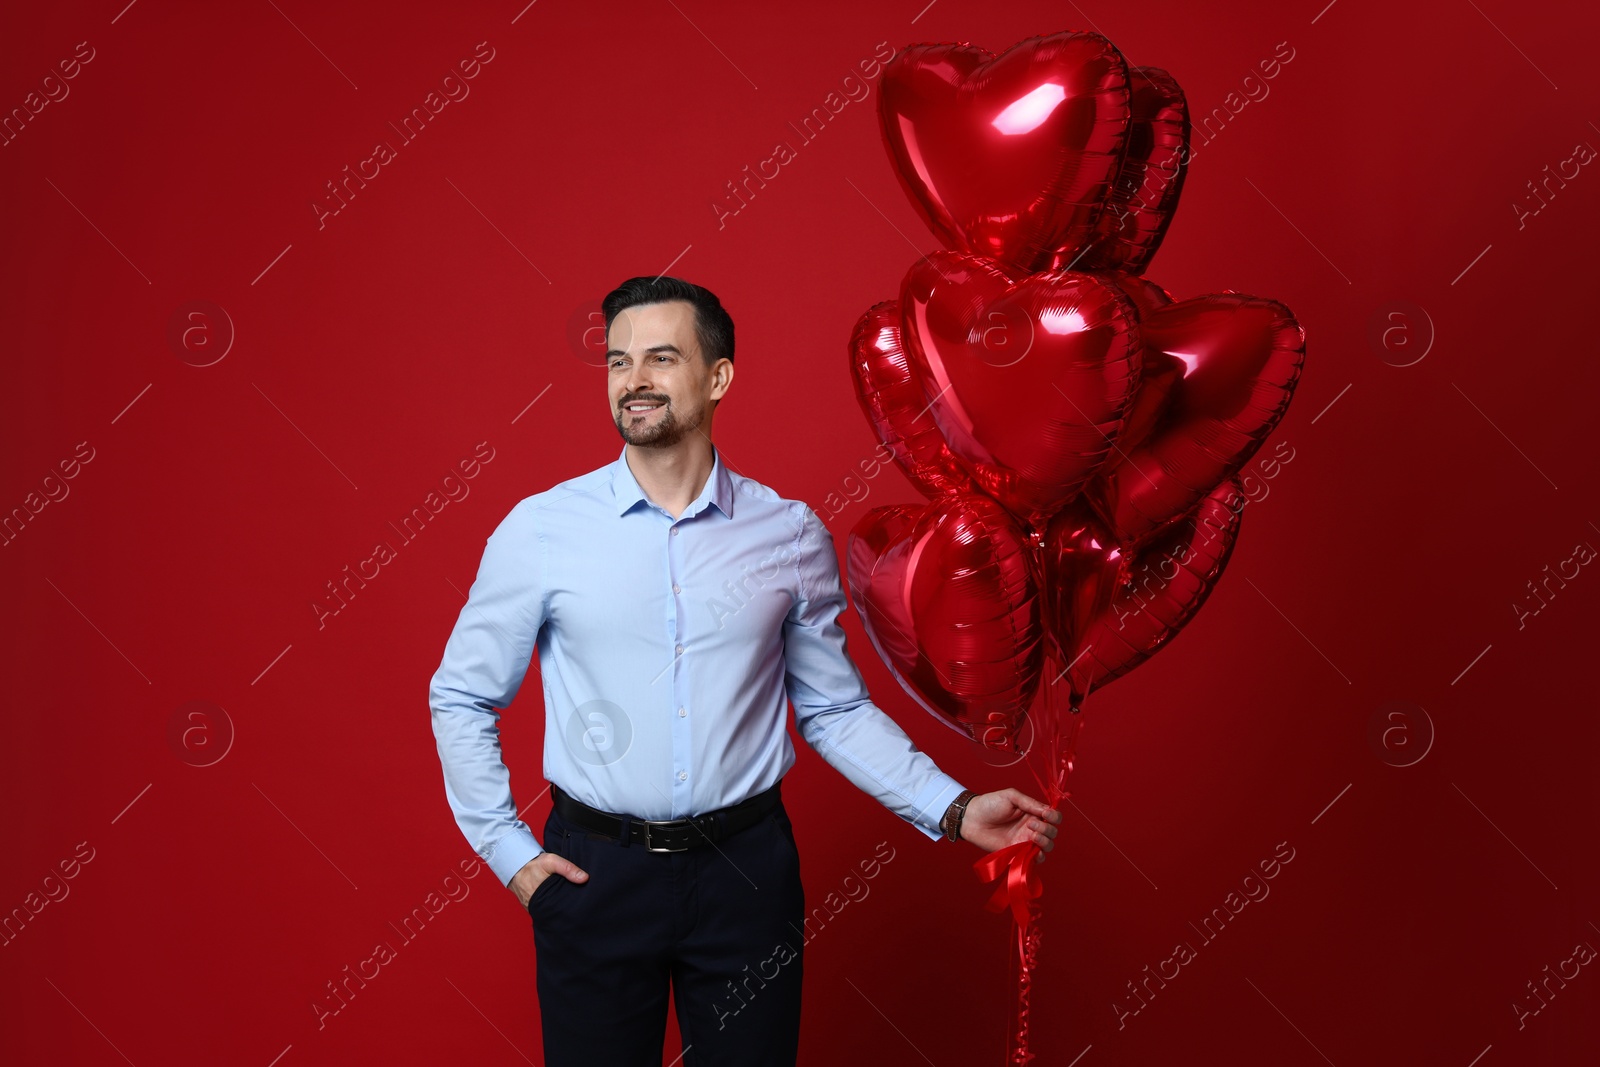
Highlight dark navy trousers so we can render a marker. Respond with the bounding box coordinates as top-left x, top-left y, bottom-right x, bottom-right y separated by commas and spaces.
528, 798, 806, 1066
